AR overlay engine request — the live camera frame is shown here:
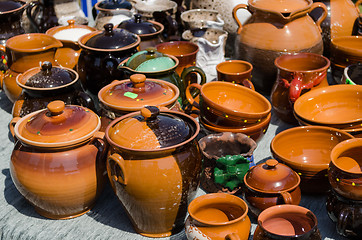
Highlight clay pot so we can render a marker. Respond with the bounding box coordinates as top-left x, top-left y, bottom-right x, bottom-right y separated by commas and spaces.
253, 205, 321, 240
0, 33, 63, 103
105, 106, 202, 237
341, 63, 362, 85
10, 101, 107, 219
243, 159, 301, 216
326, 189, 362, 239
216, 60, 254, 88
329, 138, 362, 201
271, 126, 354, 194
185, 193, 251, 240
233, 0, 327, 94
186, 81, 271, 128
271, 53, 330, 124
45, 19, 97, 69
98, 74, 180, 131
